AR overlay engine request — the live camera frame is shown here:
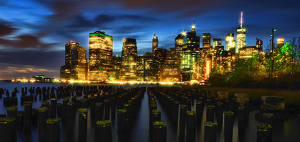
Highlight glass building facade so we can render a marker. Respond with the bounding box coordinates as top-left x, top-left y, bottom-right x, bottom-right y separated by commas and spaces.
88, 31, 113, 81
60, 41, 87, 81
121, 38, 137, 81
225, 33, 235, 52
